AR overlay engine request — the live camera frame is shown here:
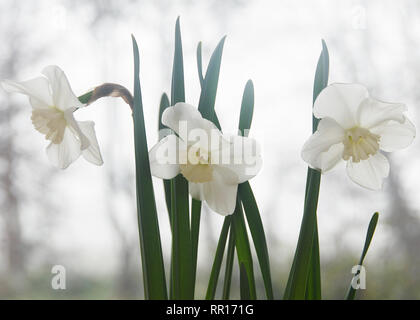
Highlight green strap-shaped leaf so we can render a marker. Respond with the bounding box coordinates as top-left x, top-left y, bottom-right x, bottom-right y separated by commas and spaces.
158, 93, 170, 132
197, 36, 226, 123
169, 17, 194, 300
157, 92, 173, 296
284, 40, 329, 300
196, 42, 204, 88
346, 212, 379, 300
171, 18, 185, 105
236, 80, 274, 300
305, 225, 321, 299
239, 182, 274, 300
304, 40, 329, 300
239, 263, 251, 300
196, 41, 223, 131
170, 177, 192, 299
131, 35, 167, 300
198, 38, 261, 301
238, 80, 254, 137
158, 93, 172, 219
232, 200, 256, 300
222, 226, 235, 299
192, 37, 226, 299
190, 198, 201, 296
205, 217, 232, 300
313, 40, 329, 131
